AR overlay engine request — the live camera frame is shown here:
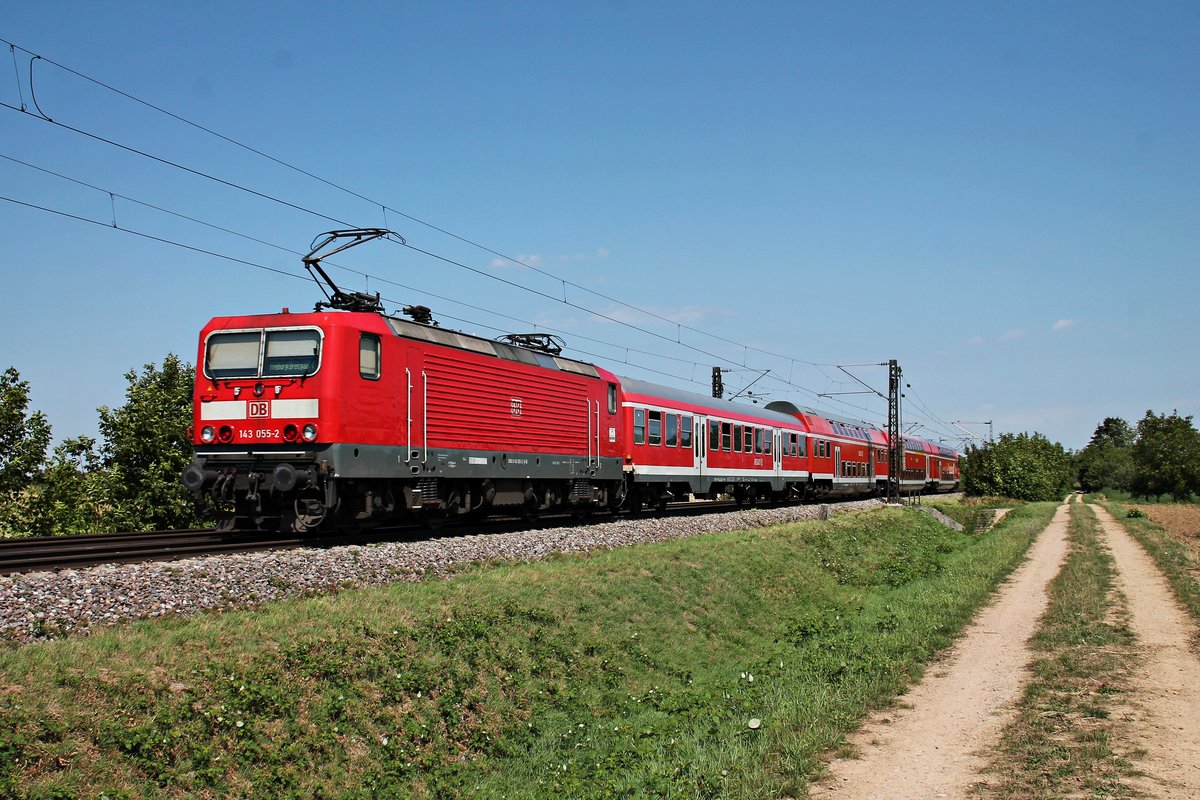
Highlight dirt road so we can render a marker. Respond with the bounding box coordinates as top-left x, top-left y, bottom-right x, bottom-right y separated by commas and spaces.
1094, 503, 1200, 798
808, 498, 1200, 799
